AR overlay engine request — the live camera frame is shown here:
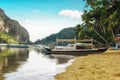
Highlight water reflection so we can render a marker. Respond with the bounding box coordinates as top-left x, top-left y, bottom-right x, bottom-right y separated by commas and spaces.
3, 49, 29, 73
49, 54, 75, 64
0, 48, 29, 80
0, 48, 75, 80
